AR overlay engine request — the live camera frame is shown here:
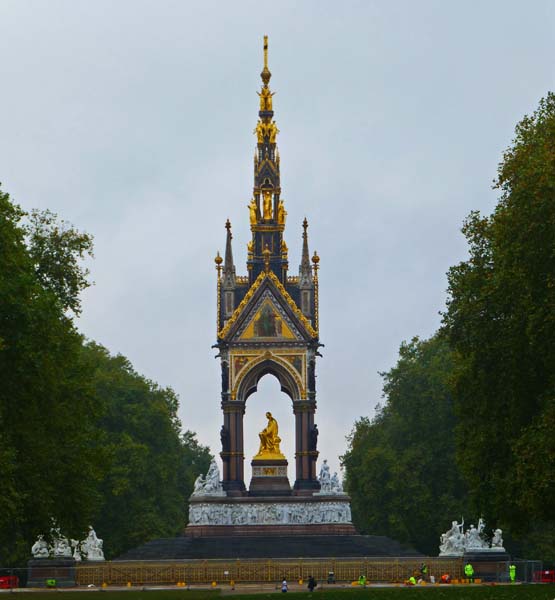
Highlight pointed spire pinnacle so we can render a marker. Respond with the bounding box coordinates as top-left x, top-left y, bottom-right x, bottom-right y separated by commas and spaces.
299, 218, 312, 286
223, 219, 236, 287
